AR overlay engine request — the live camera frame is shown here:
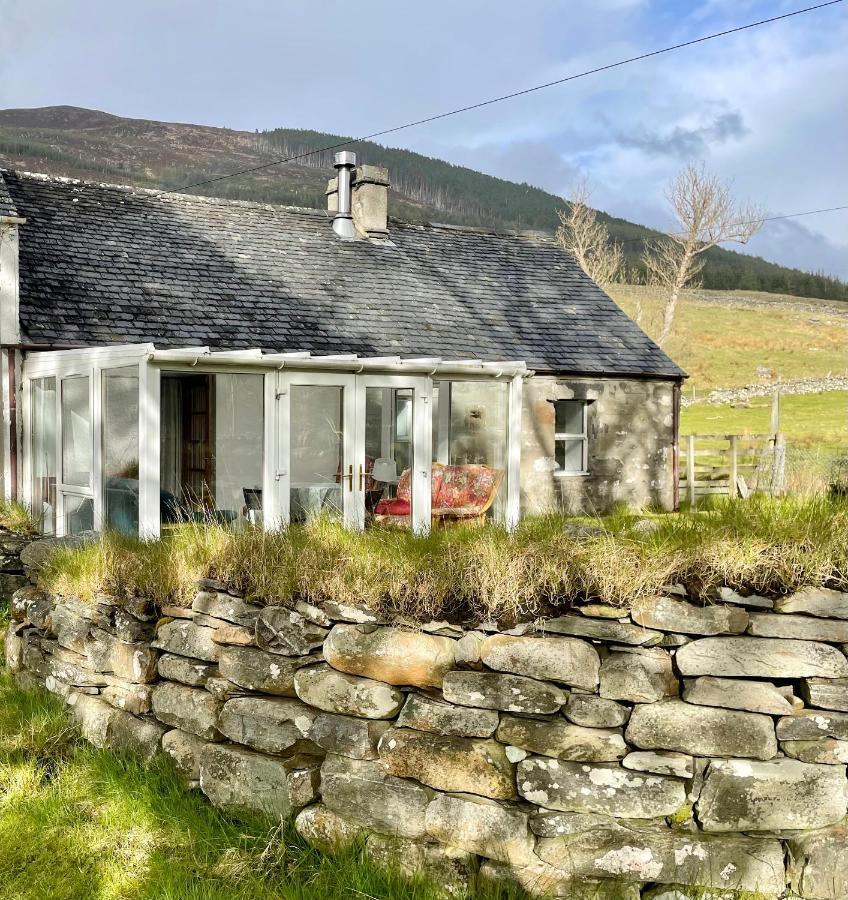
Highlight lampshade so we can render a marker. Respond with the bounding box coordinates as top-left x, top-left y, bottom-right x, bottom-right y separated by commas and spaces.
372, 457, 399, 483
